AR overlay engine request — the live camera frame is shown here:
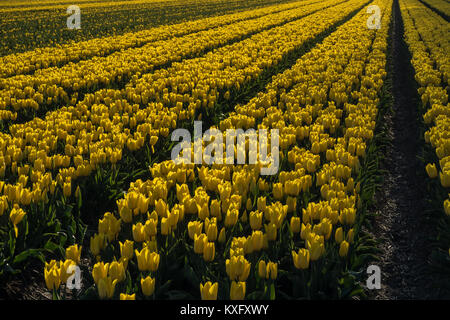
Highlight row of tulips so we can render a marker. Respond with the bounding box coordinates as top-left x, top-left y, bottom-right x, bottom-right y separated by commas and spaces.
41, 0, 391, 299
0, 0, 342, 122
0, 0, 312, 79
0, 0, 296, 58
401, 0, 449, 218
0, 0, 364, 236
